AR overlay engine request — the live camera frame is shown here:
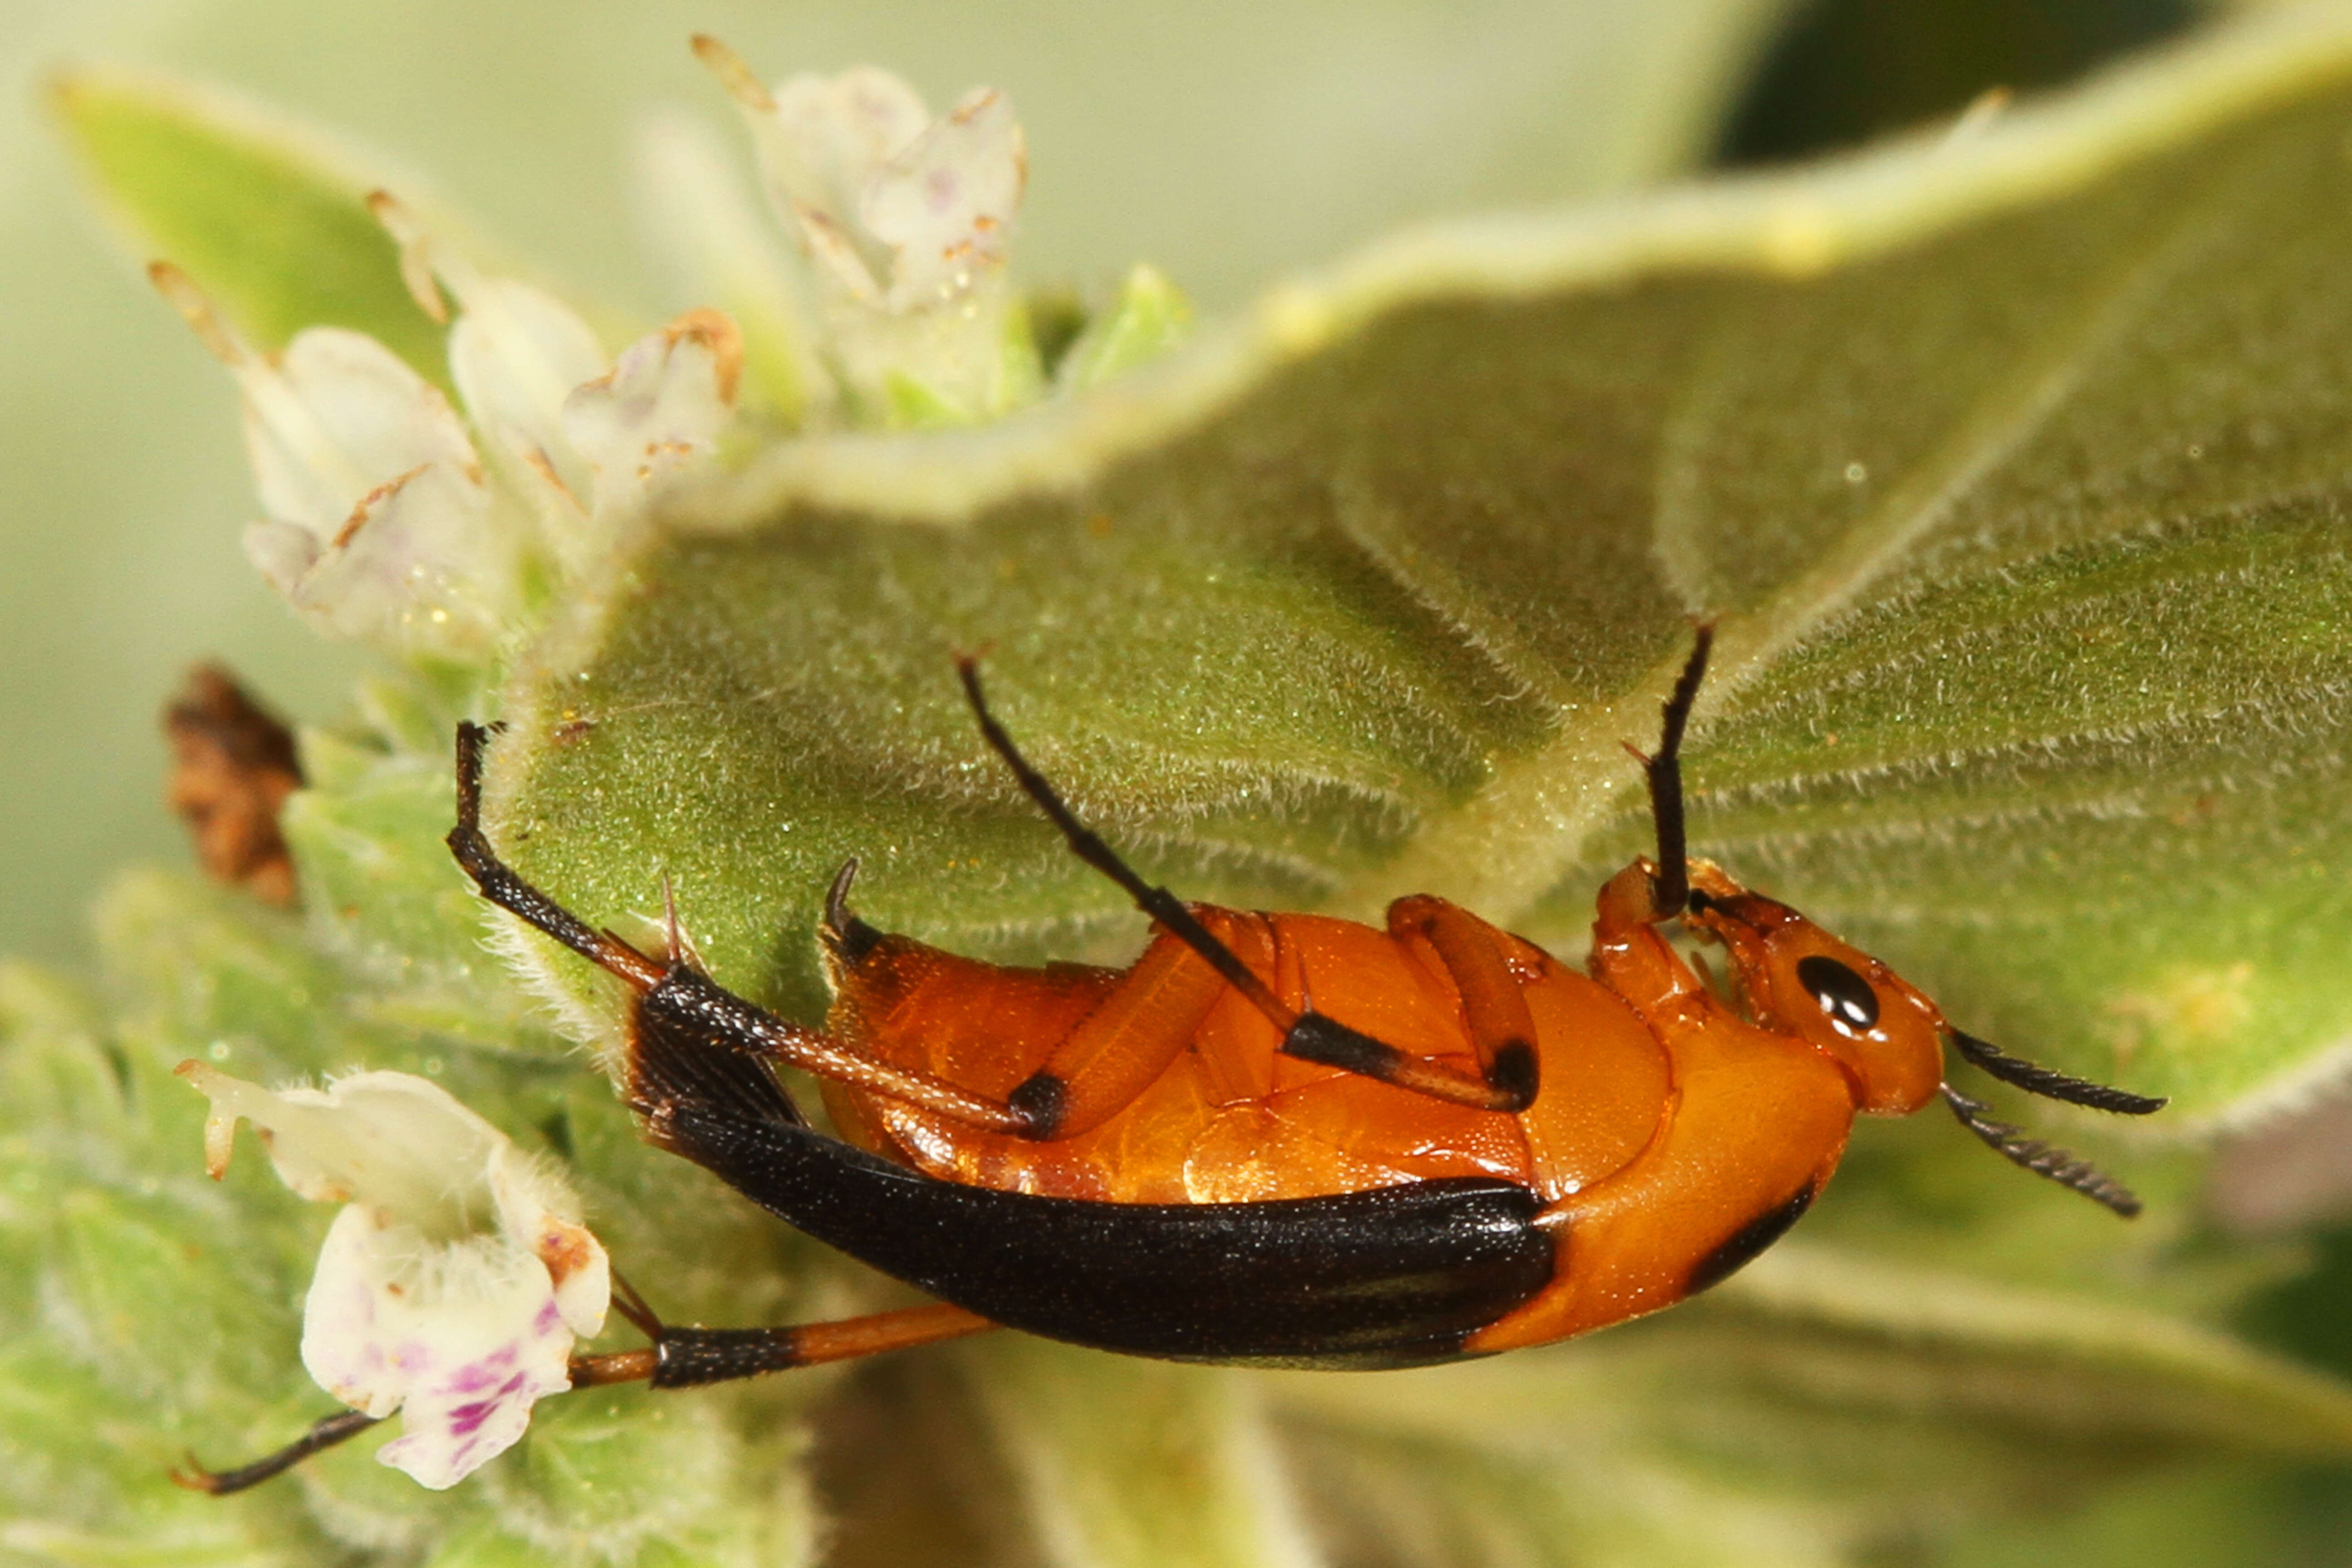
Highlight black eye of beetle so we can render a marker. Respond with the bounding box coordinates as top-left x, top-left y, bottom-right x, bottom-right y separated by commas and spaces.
1796, 954, 1880, 1033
